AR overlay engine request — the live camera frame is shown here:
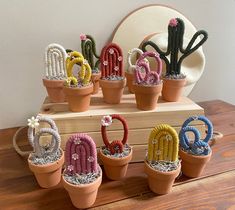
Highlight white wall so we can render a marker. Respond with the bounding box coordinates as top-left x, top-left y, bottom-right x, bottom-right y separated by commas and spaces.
0, 0, 235, 129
